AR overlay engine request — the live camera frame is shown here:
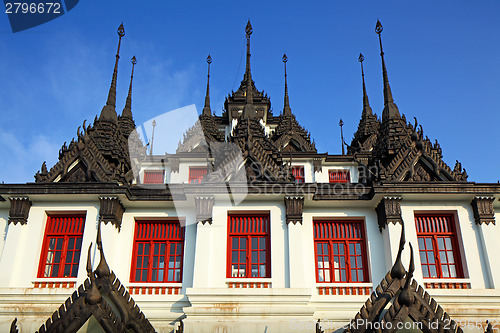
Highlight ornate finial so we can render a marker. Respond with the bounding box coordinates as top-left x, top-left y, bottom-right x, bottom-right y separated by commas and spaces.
150, 119, 157, 155
282, 53, 292, 116
243, 20, 256, 118
391, 223, 406, 279
358, 53, 372, 117
339, 119, 345, 155
398, 242, 415, 307
122, 56, 136, 119
86, 242, 93, 275
375, 19, 400, 121
10, 318, 18, 333
99, 23, 125, 123
202, 54, 212, 116
375, 19, 383, 35
95, 222, 111, 278
245, 20, 253, 37
117, 22, 125, 37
